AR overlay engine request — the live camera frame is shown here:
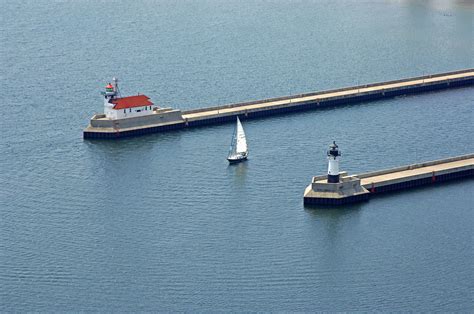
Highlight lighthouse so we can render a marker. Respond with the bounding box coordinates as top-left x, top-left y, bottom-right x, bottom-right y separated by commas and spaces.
103, 78, 119, 118
327, 141, 341, 183
304, 142, 370, 205
100, 77, 155, 120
